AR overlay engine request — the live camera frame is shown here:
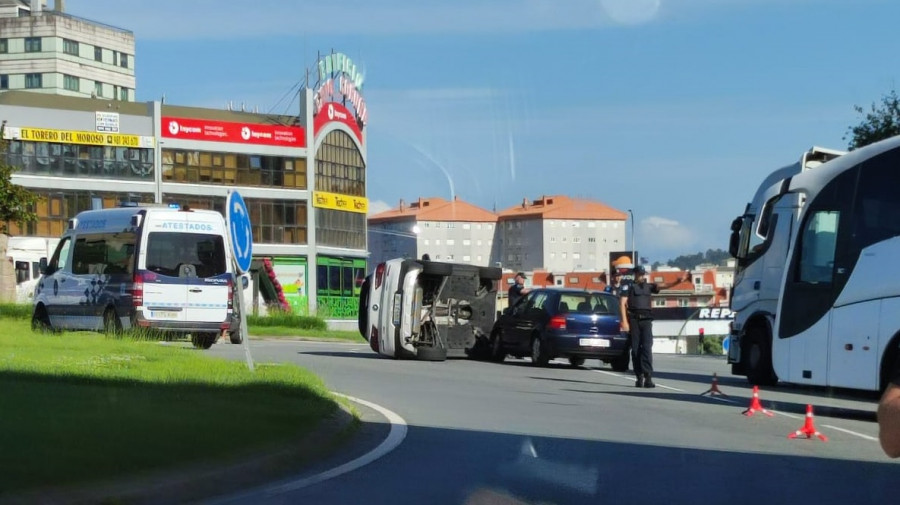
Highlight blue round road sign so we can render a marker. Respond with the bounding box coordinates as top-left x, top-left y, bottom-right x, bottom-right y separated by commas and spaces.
227, 191, 253, 273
